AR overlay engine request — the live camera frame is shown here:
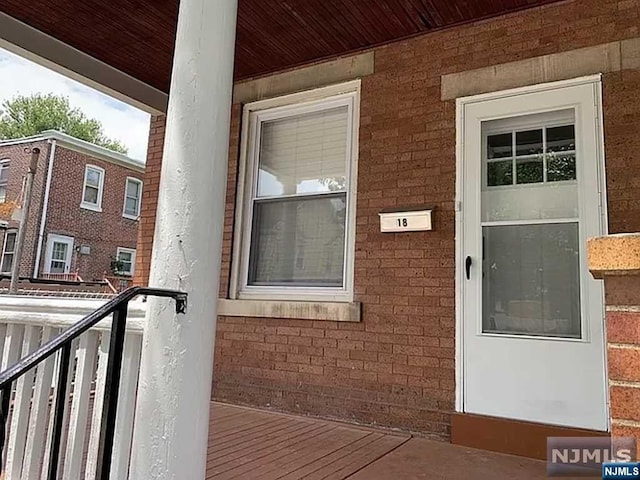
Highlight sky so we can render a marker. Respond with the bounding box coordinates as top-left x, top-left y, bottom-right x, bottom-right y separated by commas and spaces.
0, 48, 150, 162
